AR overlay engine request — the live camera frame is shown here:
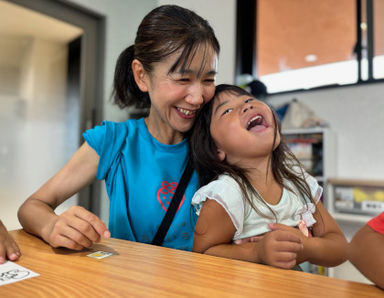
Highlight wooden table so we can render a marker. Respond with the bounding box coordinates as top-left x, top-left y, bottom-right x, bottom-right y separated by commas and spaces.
1, 230, 382, 297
